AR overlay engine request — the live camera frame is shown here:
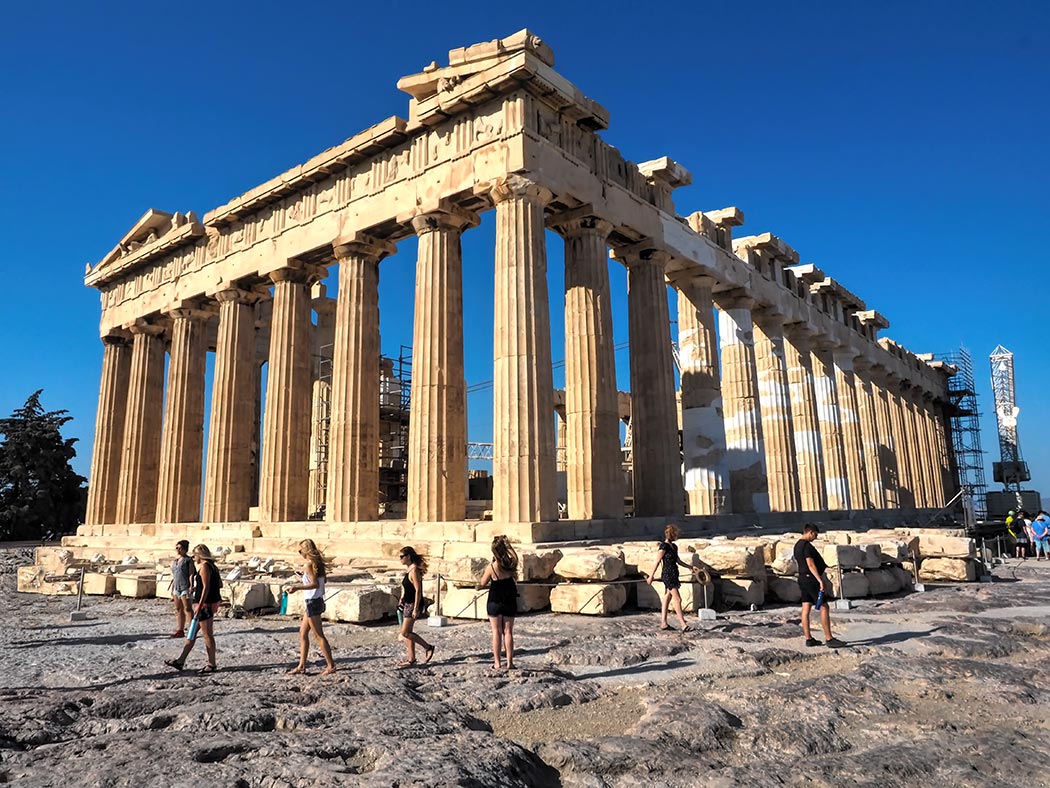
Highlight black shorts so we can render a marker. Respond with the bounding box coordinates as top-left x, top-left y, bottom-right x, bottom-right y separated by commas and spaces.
306, 598, 326, 617
662, 575, 681, 590
798, 576, 821, 605
486, 600, 516, 618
